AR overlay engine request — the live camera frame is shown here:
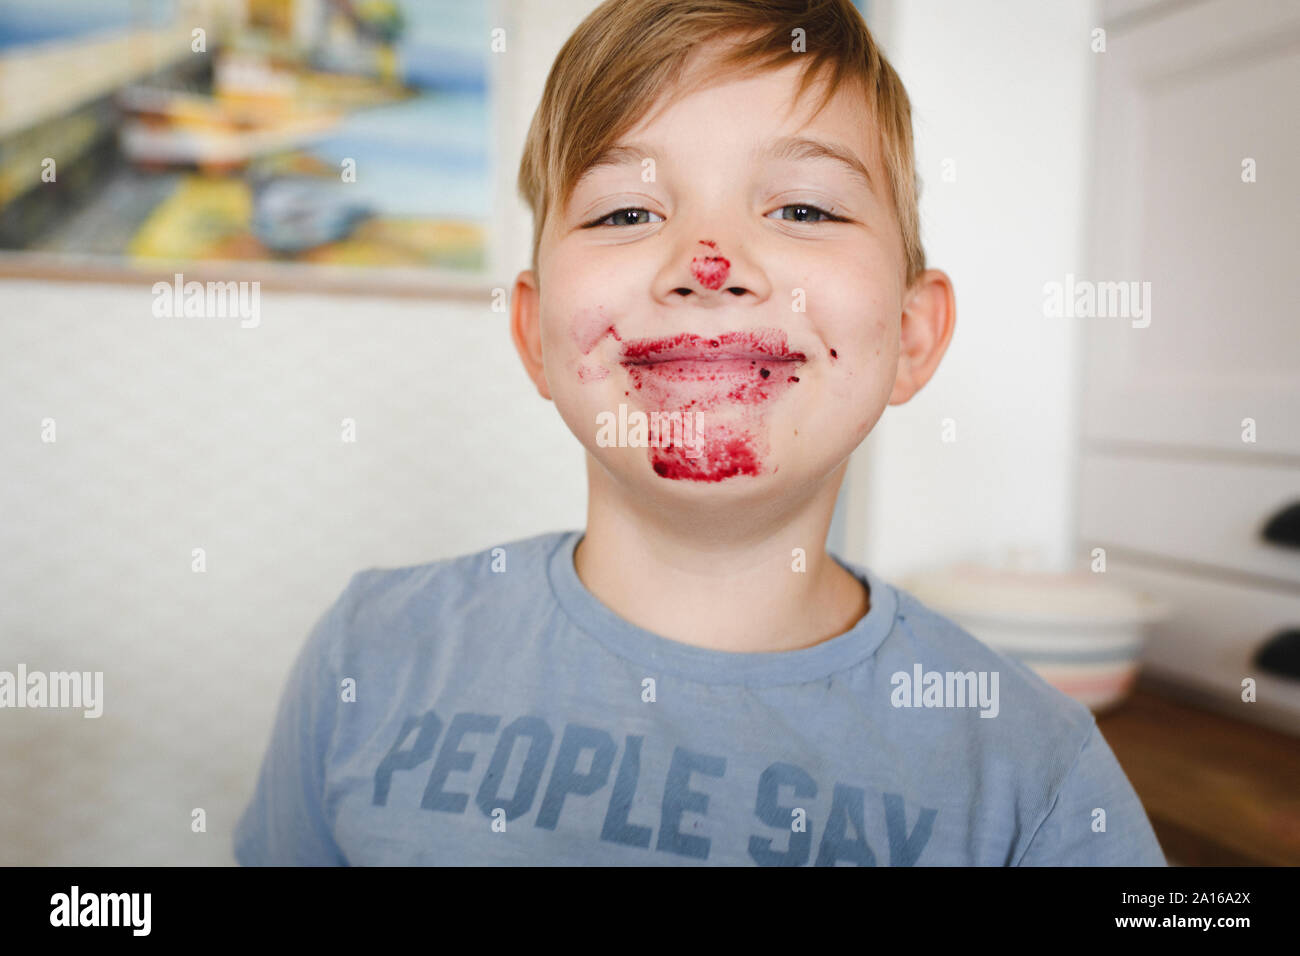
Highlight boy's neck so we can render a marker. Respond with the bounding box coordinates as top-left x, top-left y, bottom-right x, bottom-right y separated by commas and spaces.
573, 460, 870, 653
